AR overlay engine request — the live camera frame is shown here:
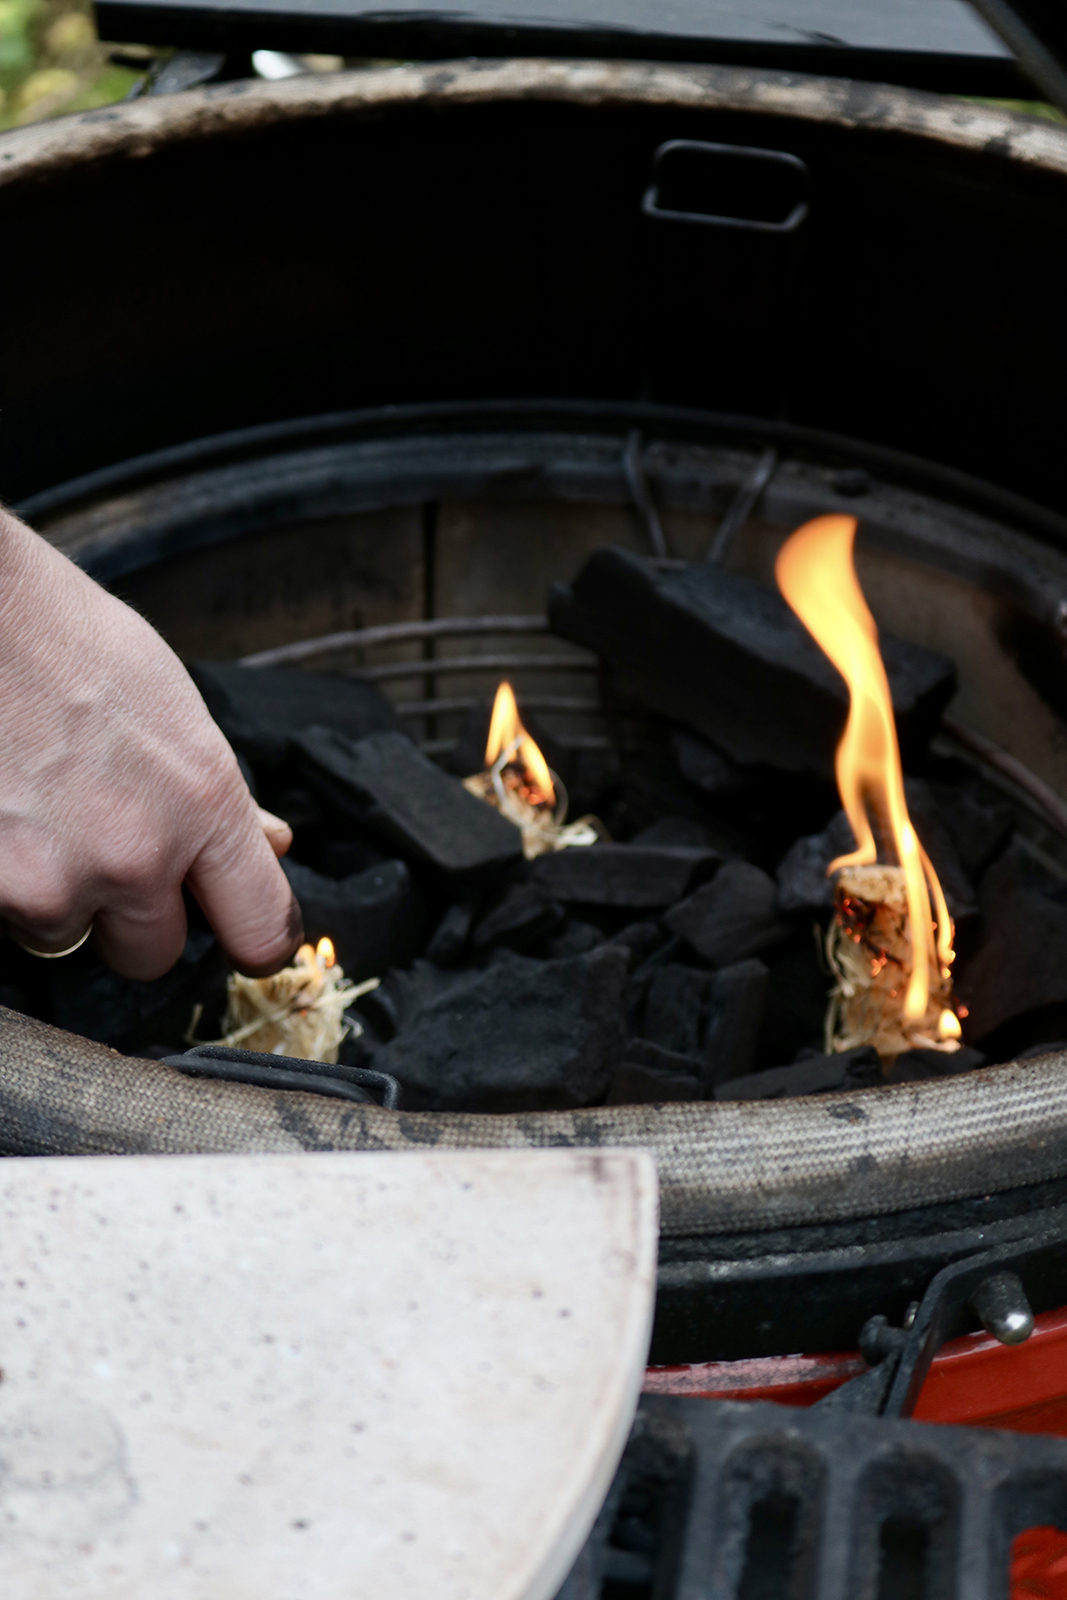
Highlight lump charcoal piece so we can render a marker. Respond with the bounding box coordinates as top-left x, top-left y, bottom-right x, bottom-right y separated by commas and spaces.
281, 857, 428, 982
715, 1045, 882, 1101
189, 660, 400, 767
884, 1045, 986, 1083
903, 779, 977, 920
632, 817, 716, 850
549, 548, 955, 777
604, 752, 750, 856
547, 920, 603, 958
643, 964, 712, 1058
605, 920, 667, 969
294, 728, 523, 876
754, 930, 830, 1068
425, 903, 473, 967
606, 1061, 703, 1105
623, 1038, 704, 1075
927, 777, 1014, 881
666, 860, 788, 965
775, 812, 857, 915
775, 794, 976, 922
48, 928, 226, 1052
373, 946, 628, 1111
703, 958, 769, 1090
318, 836, 390, 879
472, 884, 565, 954
671, 729, 749, 803
532, 843, 719, 909
954, 840, 1067, 1044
